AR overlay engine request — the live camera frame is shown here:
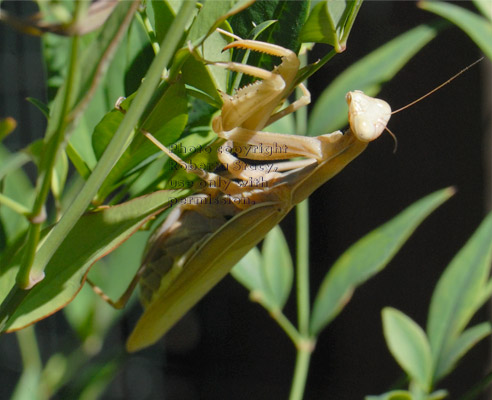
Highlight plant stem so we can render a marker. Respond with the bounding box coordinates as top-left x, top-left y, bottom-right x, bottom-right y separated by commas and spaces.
16, 12, 82, 289
269, 308, 303, 345
295, 199, 310, 334
289, 345, 313, 400
137, 7, 160, 55
0, 192, 30, 216
289, 52, 313, 400
16, 325, 42, 371
295, 52, 311, 336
